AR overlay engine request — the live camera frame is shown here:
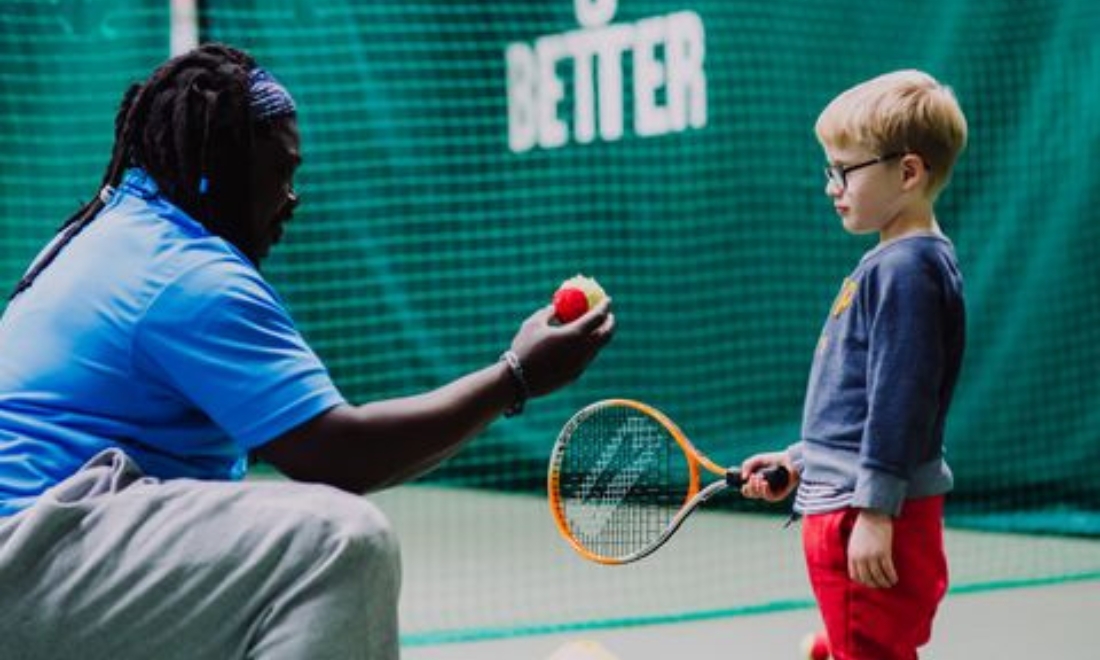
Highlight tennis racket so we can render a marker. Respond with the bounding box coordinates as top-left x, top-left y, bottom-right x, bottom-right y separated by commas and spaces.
548, 398, 790, 565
